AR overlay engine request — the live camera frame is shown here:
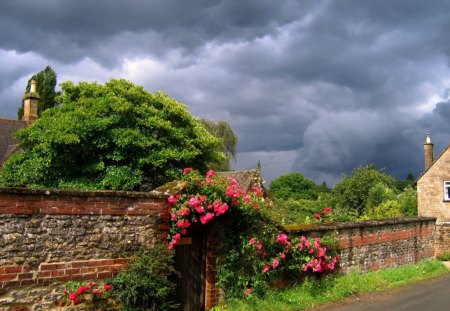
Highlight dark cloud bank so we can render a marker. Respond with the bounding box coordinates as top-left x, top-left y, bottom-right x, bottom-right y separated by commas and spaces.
1, 0, 450, 185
